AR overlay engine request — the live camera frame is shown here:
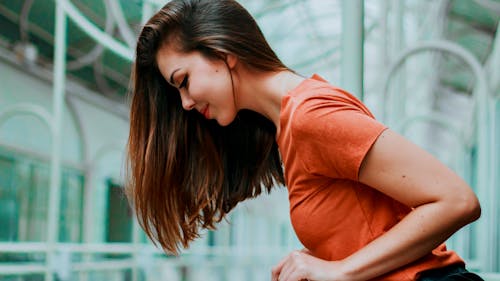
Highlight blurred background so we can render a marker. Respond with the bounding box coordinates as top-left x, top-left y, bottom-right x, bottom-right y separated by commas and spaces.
0, 0, 498, 280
